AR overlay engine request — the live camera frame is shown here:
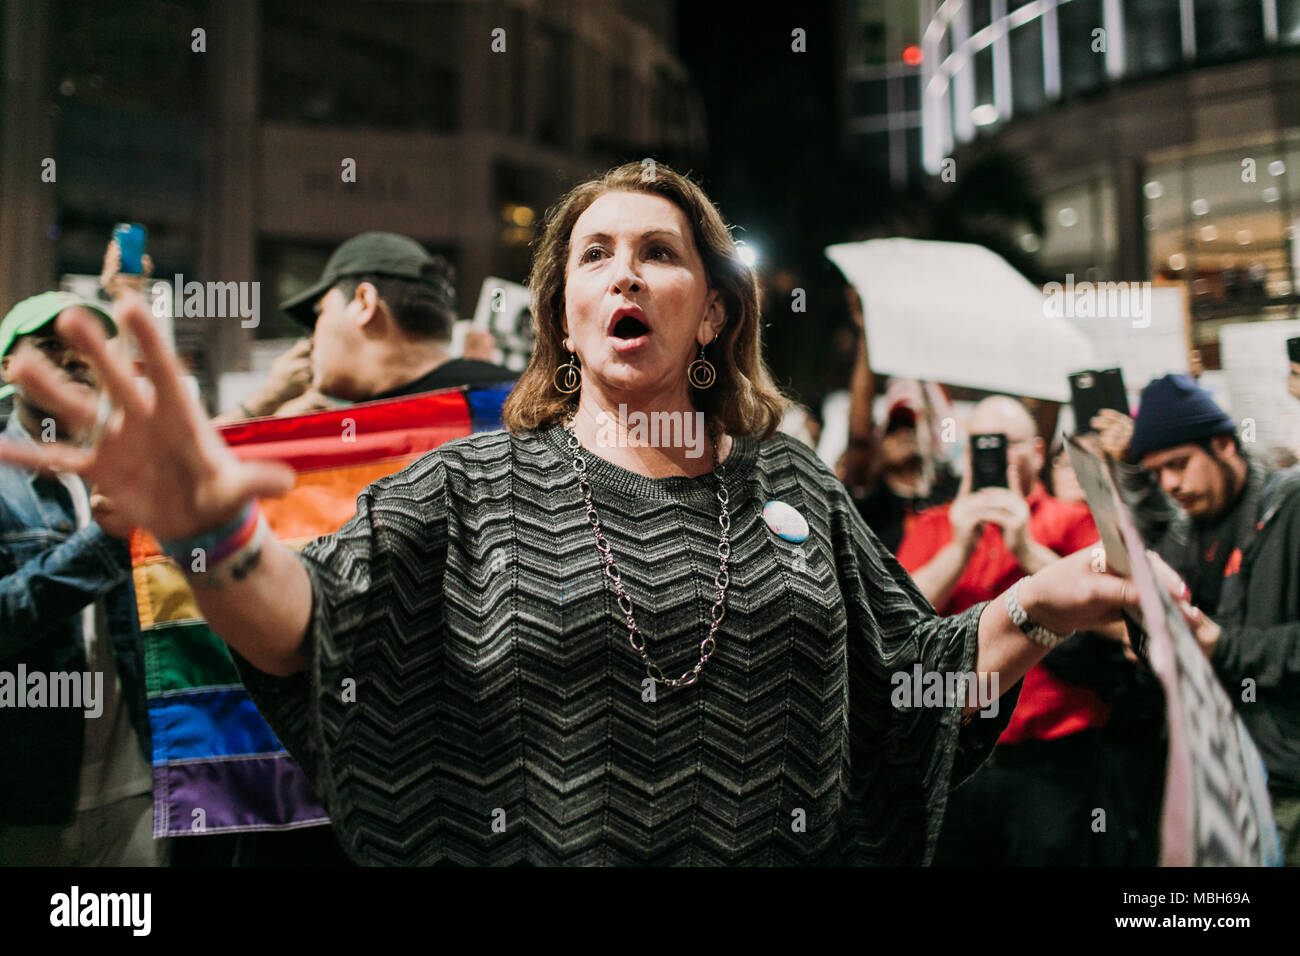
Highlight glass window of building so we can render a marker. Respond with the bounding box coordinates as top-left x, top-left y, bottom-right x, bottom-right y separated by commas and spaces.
49, 0, 207, 117
1186, 151, 1288, 307
261, 7, 329, 123
1196, 208, 1286, 302
1193, 0, 1266, 62
853, 131, 892, 174
1041, 183, 1099, 277
1124, 0, 1185, 77
334, 33, 423, 128
611, 65, 632, 143
581, 46, 610, 149
1144, 161, 1189, 280
262, 0, 461, 131
1009, 18, 1045, 116
494, 161, 548, 266
1282, 0, 1300, 45
509, 8, 528, 136
905, 126, 924, 181
1058, 0, 1106, 99
1189, 154, 1266, 224
1038, 178, 1118, 279
1285, 140, 1300, 203
1144, 162, 1187, 230
1148, 146, 1297, 317
534, 26, 571, 148
52, 109, 203, 296
852, 77, 889, 117
258, 241, 336, 341
856, 2, 888, 65
1097, 179, 1118, 276
902, 73, 921, 113
1149, 160, 1190, 278
655, 74, 692, 141
1148, 230, 1190, 286
950, 80, 963, 151
974, 45, 996, 120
